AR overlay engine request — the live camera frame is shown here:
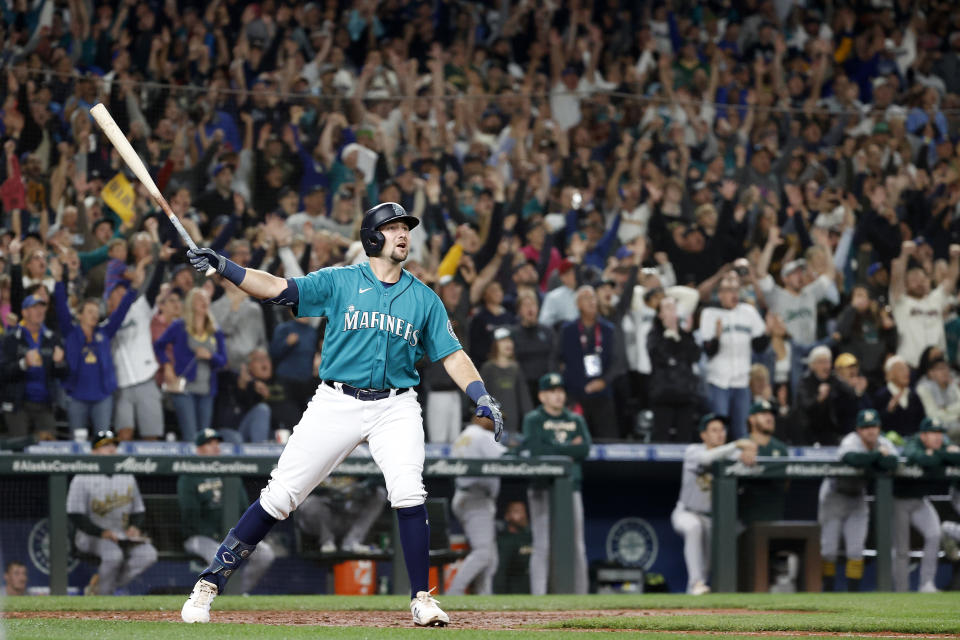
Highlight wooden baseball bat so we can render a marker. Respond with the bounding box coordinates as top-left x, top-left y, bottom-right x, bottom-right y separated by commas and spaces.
89, 103, 215, 276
